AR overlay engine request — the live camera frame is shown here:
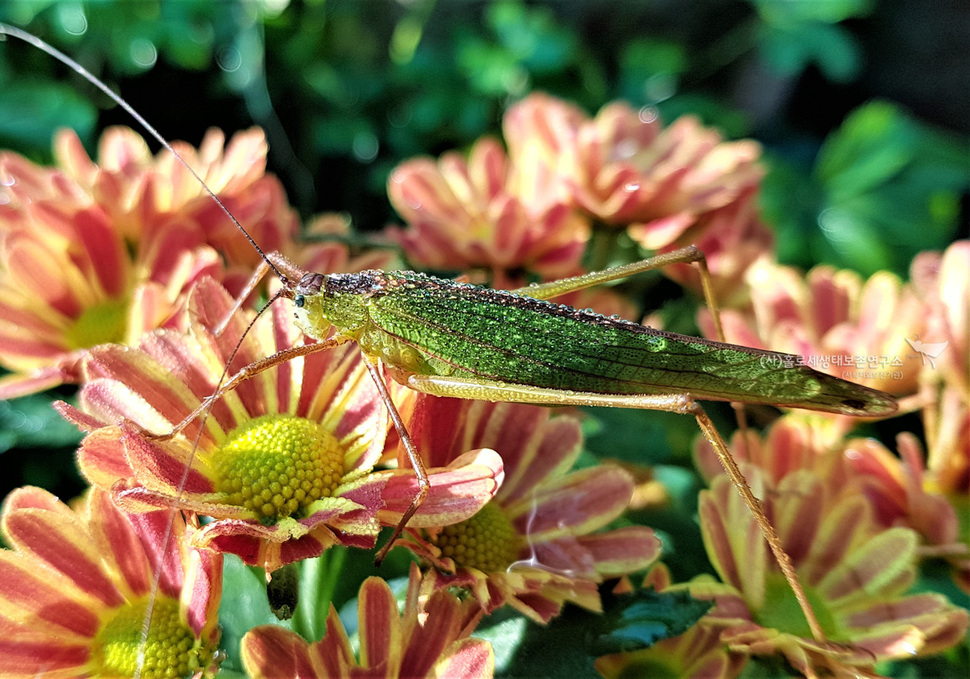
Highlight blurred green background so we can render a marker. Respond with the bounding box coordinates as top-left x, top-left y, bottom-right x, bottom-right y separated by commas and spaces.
0, 2, 967, 675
